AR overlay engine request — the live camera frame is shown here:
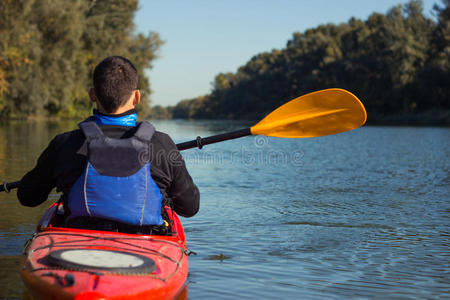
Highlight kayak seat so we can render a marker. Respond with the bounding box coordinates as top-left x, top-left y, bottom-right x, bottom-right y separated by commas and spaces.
65, 216, 172, 235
